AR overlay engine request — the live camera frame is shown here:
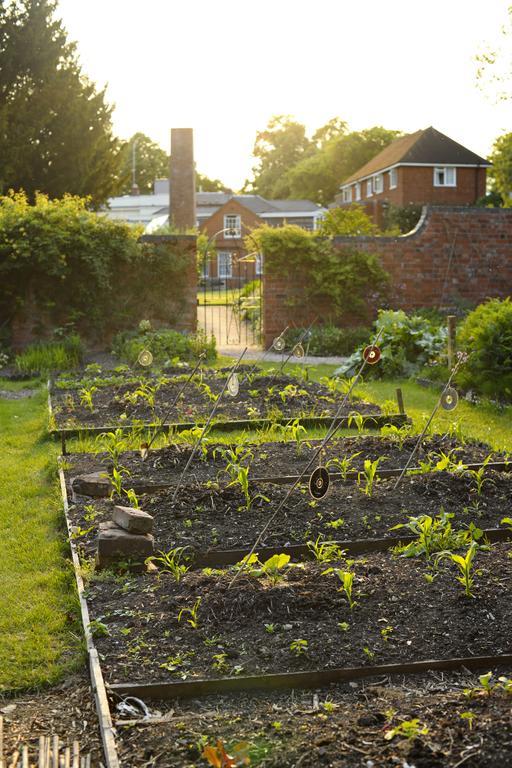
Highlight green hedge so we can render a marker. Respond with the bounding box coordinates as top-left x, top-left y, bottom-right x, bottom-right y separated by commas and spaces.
112, 325, 216, 365
286, 325, 370, 356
